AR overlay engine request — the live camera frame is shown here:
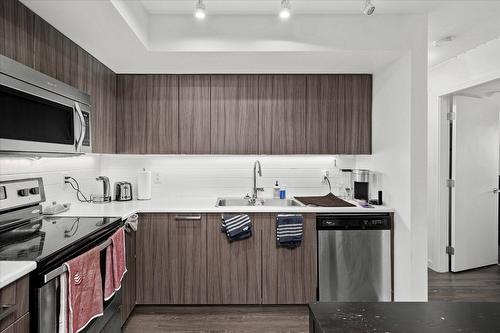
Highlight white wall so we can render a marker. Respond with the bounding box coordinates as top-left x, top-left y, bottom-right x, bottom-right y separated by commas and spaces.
0, 155, 101, 207
428, 37, 500, 272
